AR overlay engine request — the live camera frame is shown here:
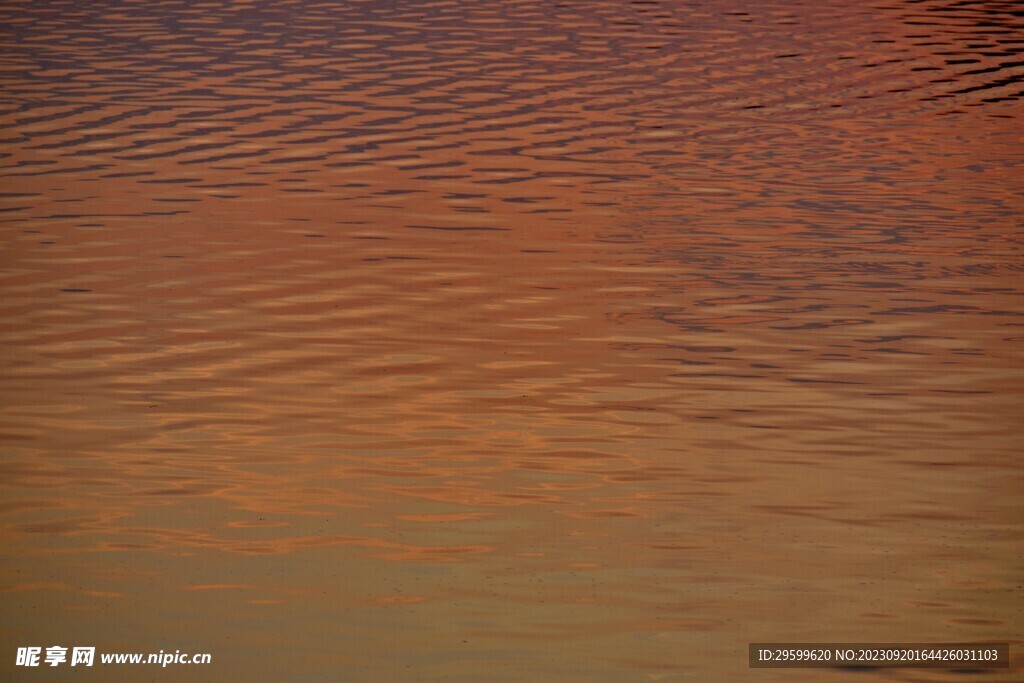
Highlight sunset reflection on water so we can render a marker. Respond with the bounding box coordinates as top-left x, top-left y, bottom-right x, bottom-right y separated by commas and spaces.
1, 0, 1021, 679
